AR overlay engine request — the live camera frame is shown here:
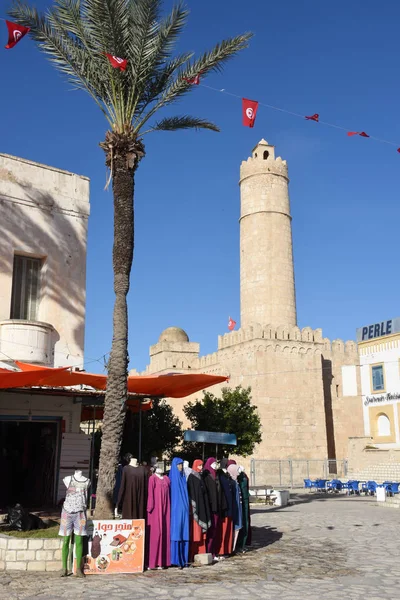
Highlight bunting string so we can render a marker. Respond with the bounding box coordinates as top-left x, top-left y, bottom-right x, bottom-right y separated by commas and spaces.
199, 82, 400, 151
2, 17, 399, 152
